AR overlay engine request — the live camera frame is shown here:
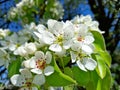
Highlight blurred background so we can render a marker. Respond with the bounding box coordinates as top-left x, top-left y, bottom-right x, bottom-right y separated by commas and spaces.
0, 0, 120, 90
